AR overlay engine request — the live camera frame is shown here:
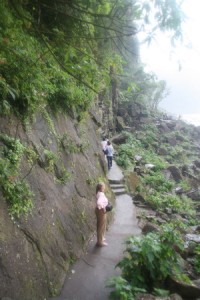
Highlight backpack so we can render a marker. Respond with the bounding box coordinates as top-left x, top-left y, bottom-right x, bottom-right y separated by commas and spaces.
104, 148, 108, 155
